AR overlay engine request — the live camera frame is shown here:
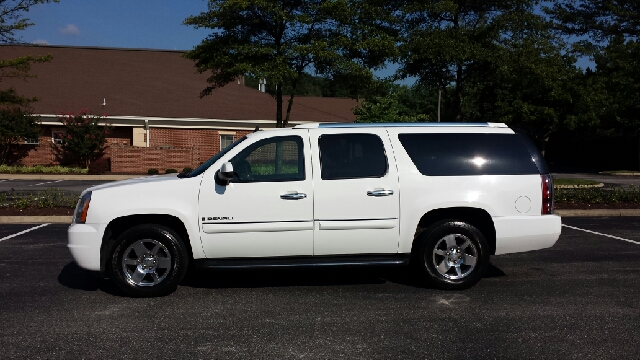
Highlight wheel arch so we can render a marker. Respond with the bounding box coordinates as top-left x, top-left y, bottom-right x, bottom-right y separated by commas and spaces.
412, 207, 496, 257
100, 214, 193, 274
